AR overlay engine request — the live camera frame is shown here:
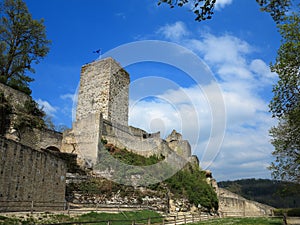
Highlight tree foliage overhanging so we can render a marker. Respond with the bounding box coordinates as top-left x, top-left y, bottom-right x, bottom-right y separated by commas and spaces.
157, 0, 294, 23
269, 12, 300, 118
0, 0, 50, 95
269, 11, 300, 183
